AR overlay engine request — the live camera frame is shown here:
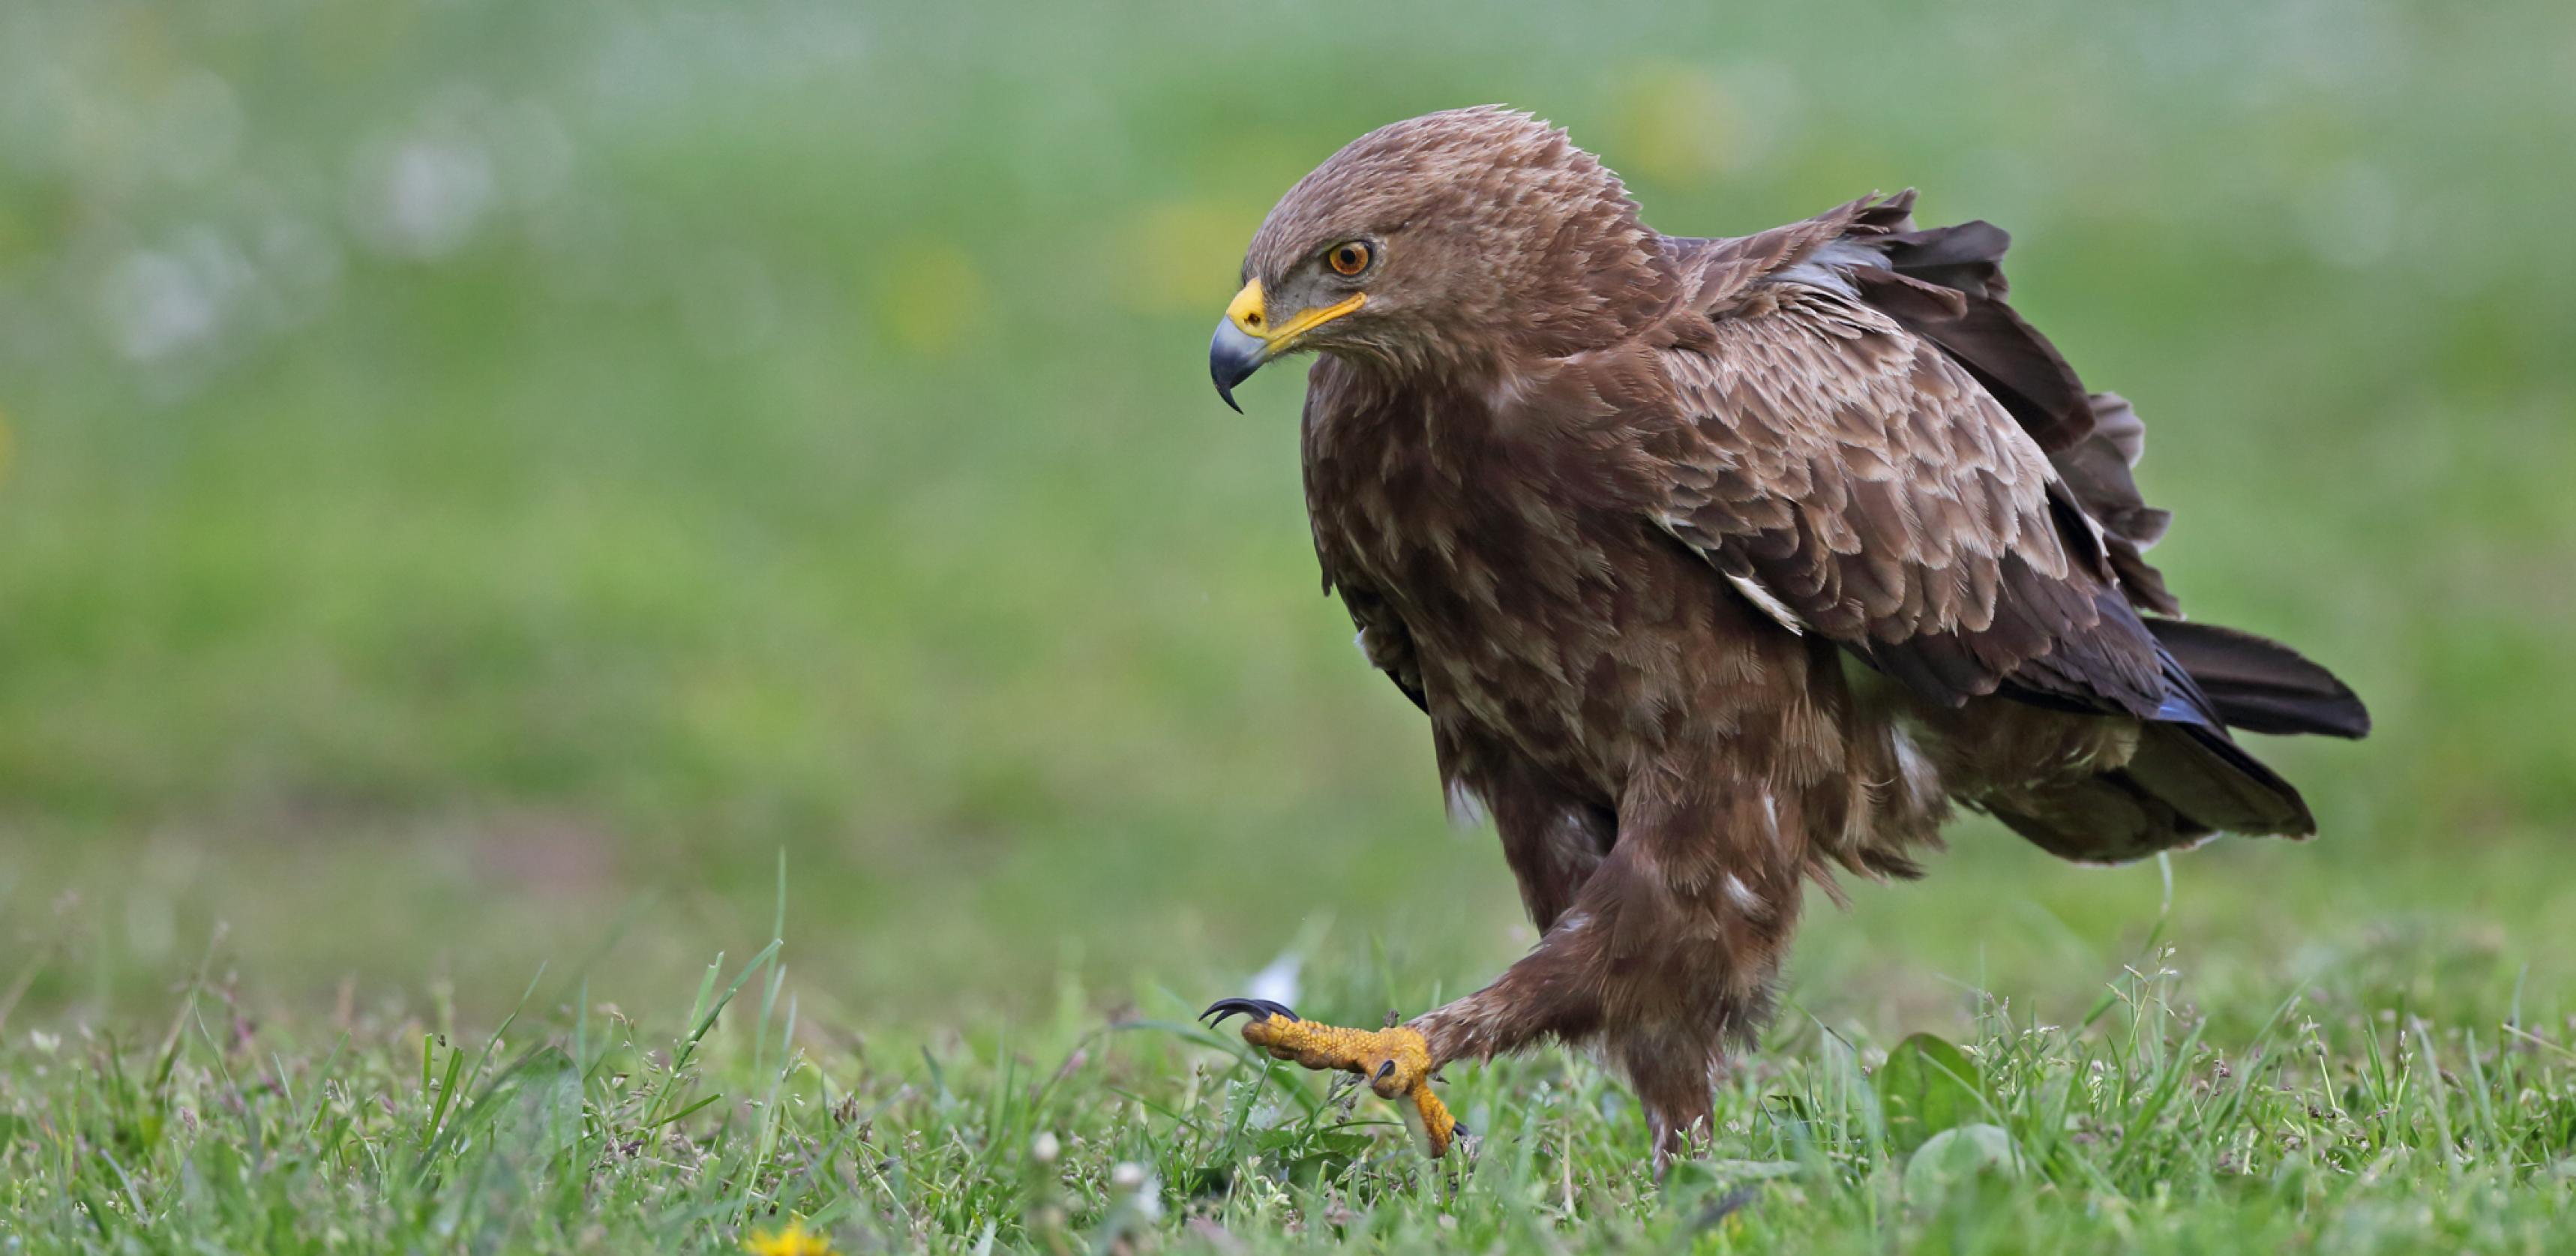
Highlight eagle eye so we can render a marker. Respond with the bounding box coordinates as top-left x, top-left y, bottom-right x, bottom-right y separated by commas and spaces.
1326, 241, 1373, 277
